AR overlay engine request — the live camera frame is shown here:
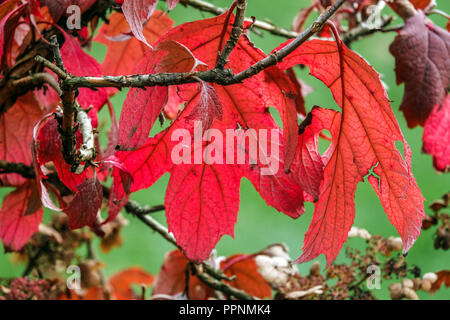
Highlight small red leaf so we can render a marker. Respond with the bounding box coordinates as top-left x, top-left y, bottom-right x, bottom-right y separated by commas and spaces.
389, 12, 450, 127
64, 177, 103, 229
422, 94, 450, 172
